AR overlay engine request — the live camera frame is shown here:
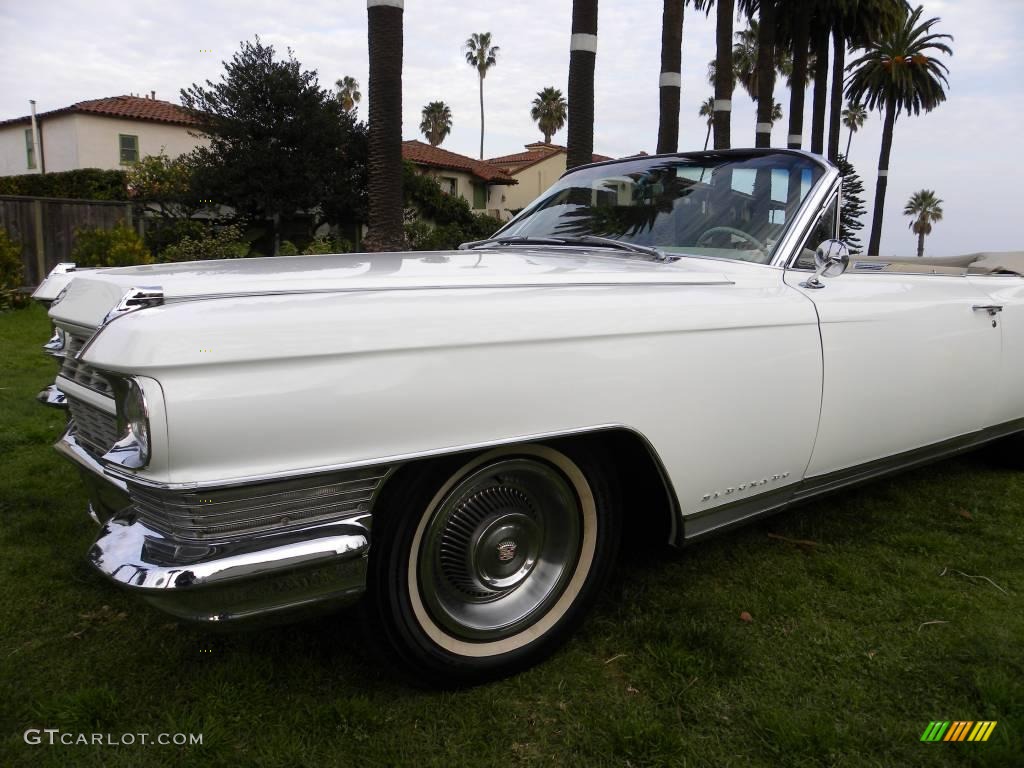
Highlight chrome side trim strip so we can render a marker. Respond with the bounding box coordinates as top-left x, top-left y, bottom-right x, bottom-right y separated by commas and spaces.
683, 417, 1024, 541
